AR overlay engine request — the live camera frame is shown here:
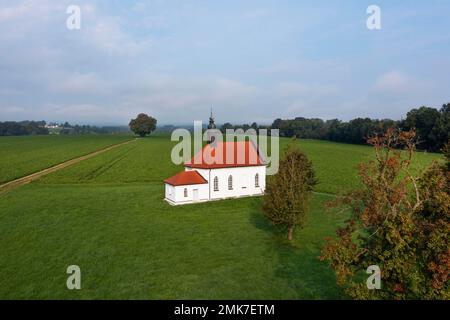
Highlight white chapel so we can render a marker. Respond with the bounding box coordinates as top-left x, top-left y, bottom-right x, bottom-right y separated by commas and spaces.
164, 113, 266, 205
